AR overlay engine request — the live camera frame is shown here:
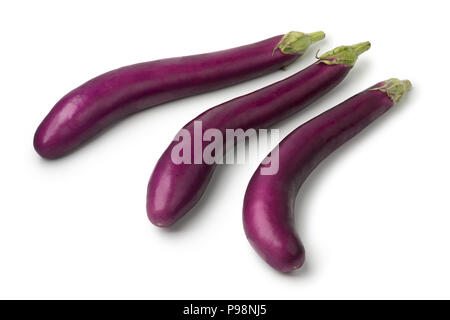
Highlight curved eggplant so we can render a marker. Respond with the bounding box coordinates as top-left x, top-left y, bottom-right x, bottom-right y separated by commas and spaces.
147, 42, 371, 227
34, 31, 325, 158
243, 79, 412, 272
